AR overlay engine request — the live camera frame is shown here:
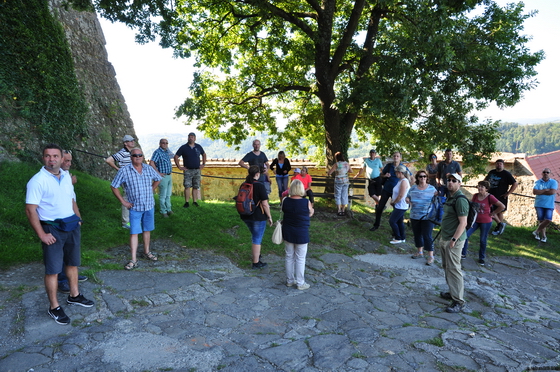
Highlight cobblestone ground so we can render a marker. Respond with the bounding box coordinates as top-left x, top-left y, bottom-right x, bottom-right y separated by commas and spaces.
1, 239, 560, 372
